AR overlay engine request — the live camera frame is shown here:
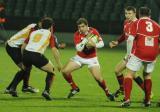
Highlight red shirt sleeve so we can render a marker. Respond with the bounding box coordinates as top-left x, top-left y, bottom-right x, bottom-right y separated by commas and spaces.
117, 33, 125, 44
50, 35, 56, 48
